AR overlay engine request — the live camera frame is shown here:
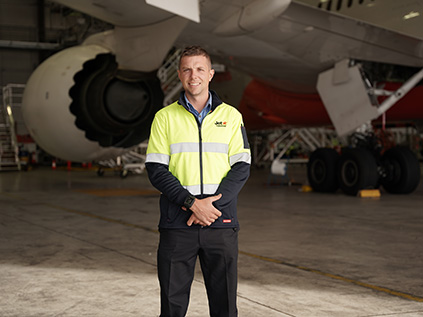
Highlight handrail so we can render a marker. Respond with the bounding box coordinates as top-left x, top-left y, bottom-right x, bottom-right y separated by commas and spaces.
157, 48, 183, 106
5, 104, 21, 170
2, 84, 25, 171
